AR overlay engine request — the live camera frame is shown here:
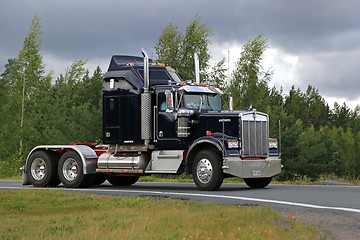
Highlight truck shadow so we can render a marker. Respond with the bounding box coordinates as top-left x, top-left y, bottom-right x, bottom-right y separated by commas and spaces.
89, 182, 272, 192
